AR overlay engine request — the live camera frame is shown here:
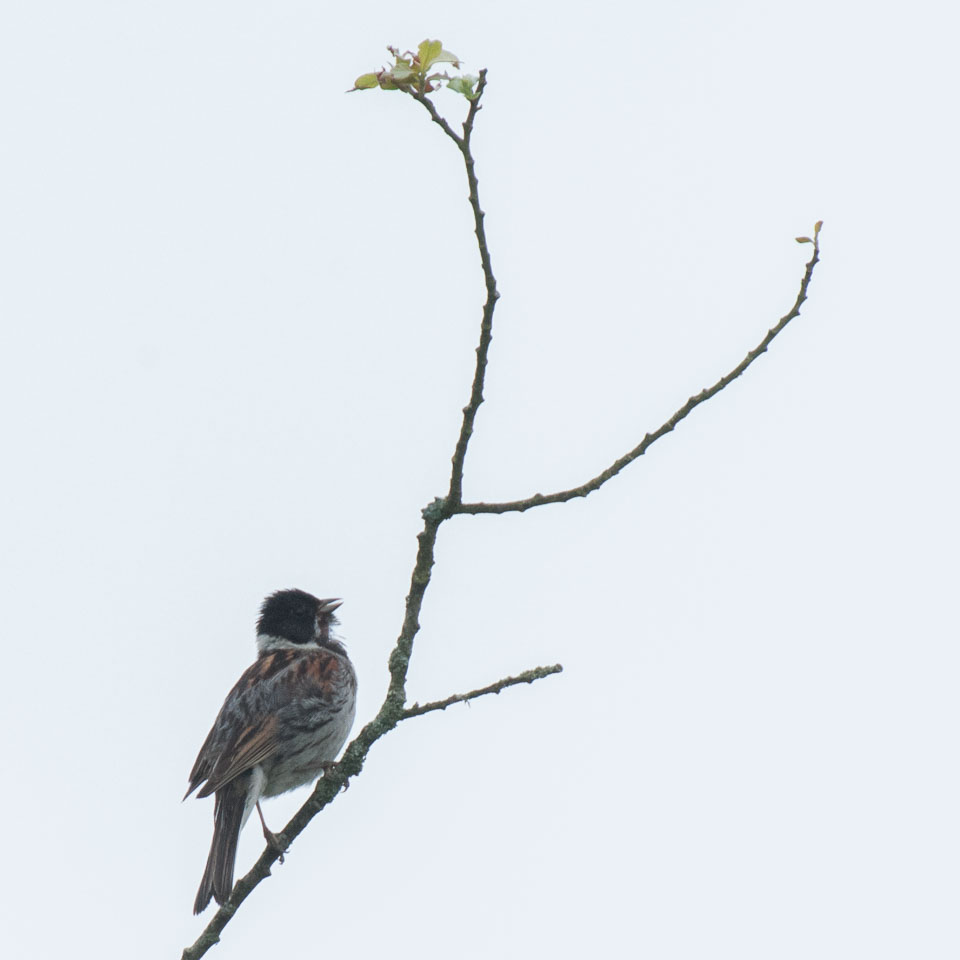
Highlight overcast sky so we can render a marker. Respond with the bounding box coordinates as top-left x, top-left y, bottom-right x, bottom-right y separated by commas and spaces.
2, 2, 958, 958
